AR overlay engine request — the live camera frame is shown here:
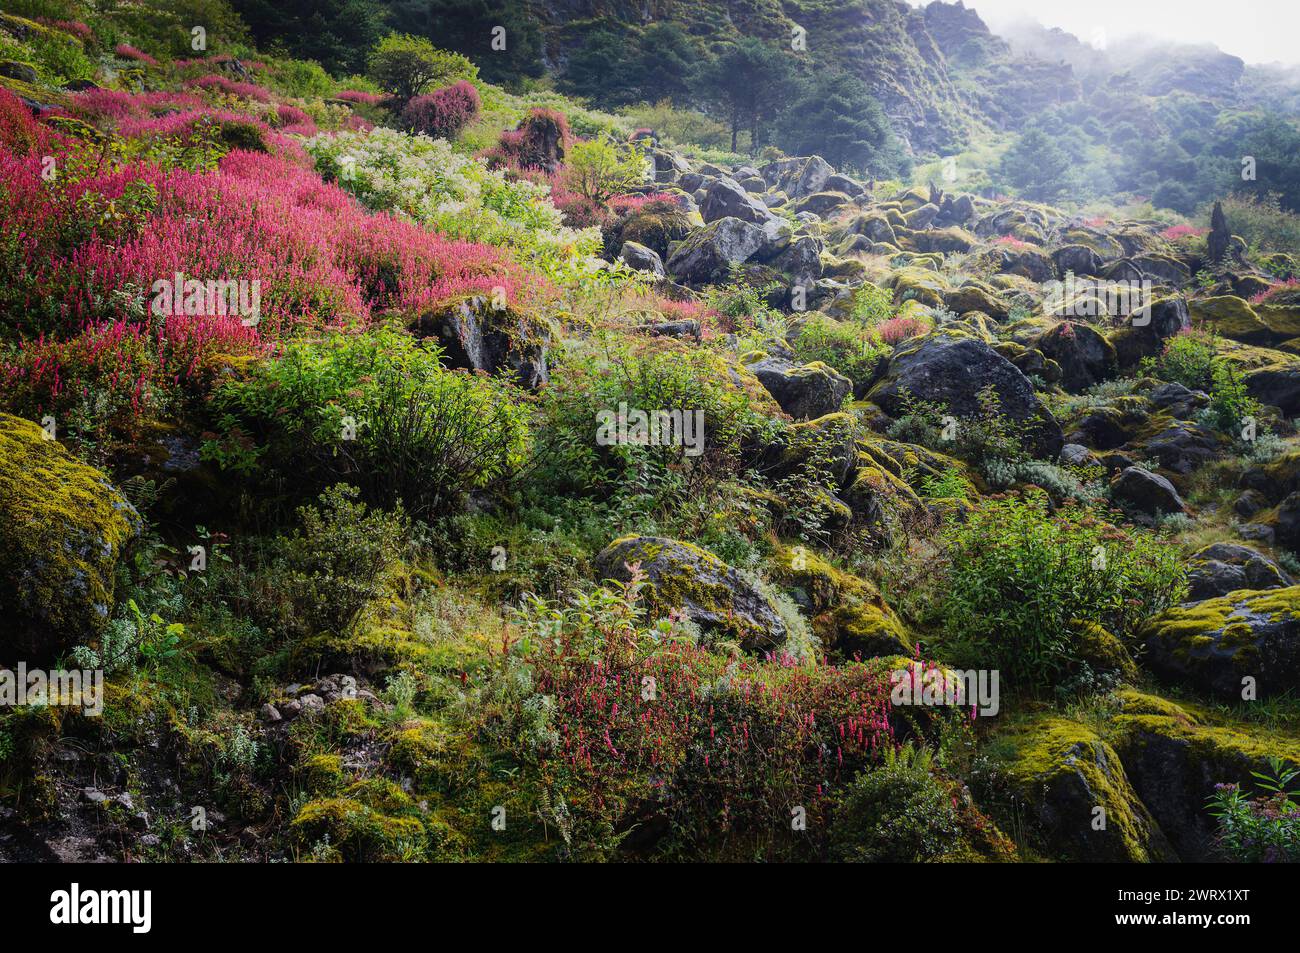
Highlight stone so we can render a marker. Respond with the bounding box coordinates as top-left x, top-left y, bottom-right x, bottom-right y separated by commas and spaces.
594, 536, 788, 652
